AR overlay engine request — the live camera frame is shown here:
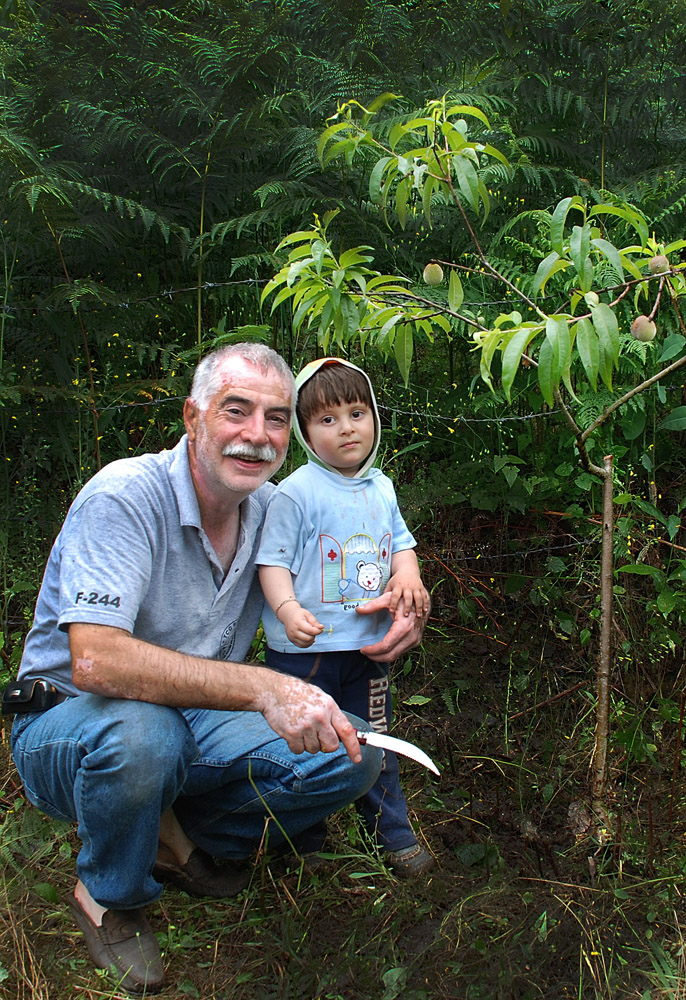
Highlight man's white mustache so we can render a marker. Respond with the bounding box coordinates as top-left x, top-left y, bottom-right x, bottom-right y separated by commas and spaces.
222, 443, 278, 462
